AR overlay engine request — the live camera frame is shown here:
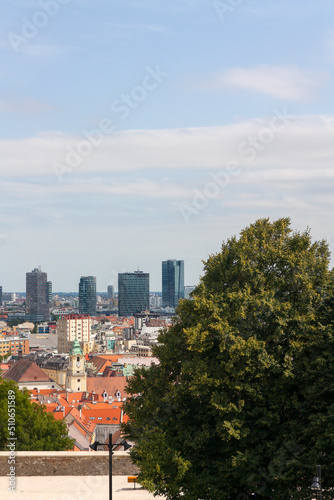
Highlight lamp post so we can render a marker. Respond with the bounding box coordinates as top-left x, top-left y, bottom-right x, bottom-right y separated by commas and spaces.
90, 433, 132, 500
310, 465, 322, 500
